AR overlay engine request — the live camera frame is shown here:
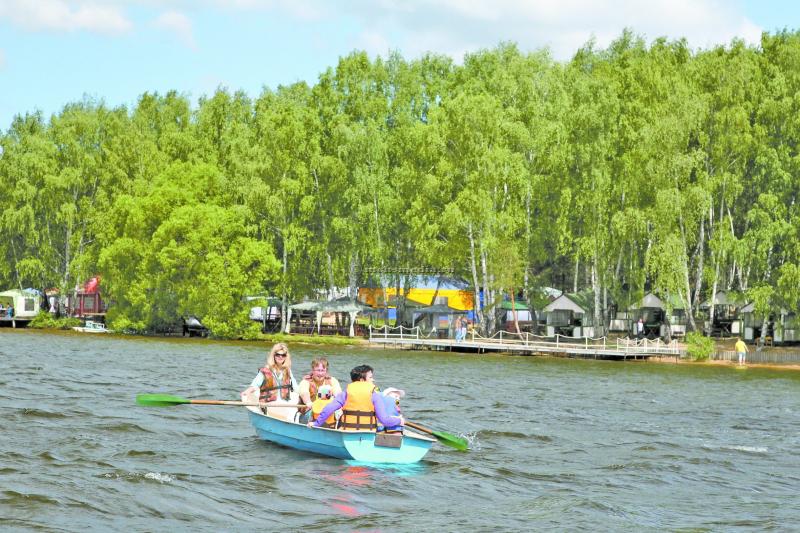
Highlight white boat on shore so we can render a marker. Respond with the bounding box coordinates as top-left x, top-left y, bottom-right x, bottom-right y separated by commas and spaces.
73, 320, 112, 333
